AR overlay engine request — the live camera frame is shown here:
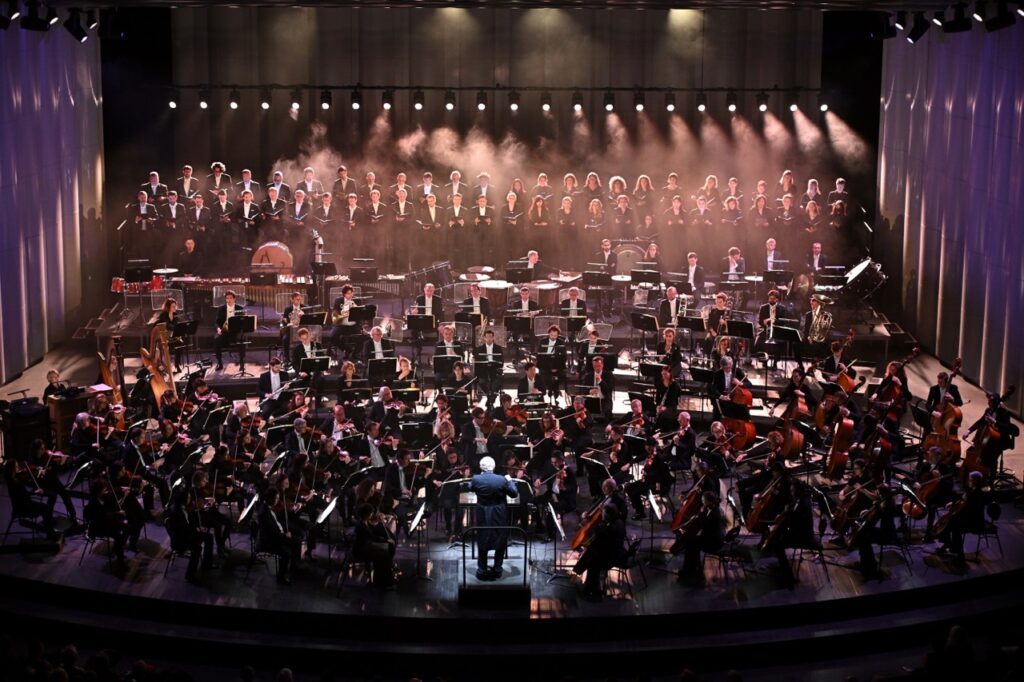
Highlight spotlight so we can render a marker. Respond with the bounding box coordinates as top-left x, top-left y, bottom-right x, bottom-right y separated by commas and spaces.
664, 92, 676, 112
893, 11, 906, 31
445, 90, 456, 111
63, 8, 87, 43
1018, 3, 1024, 17
46, 6, 57, 25
572, 90, 583, 112
818, 94, 829, 112
972, 1, 986, 21
382, 90, 393, 110
290, 89, 302, 110
541, 91, 552, 112
508, 90, 520, 112
696, 92, 707, 112
476, 90, 487, 111
907, 12, 931, 43
260, 89, 271, 110
198, 89, 209, 110
788, 92, 798, 112
10, 1, 21, 21
229, 89, 240, 110
943, 3, 974, 31
932, 10, 945, 26
604, 91, 614, 112
756, 91, 768, 112
20, 1, 49, 31
86, 9, 97, 29
984, 2, 1016, 30
320, 89, 332, 110
351, 89, 362, 110
726, 91, 737, 113
632, 91, 644, 112
168, 90, 179, 109
413, 90, 424, 111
